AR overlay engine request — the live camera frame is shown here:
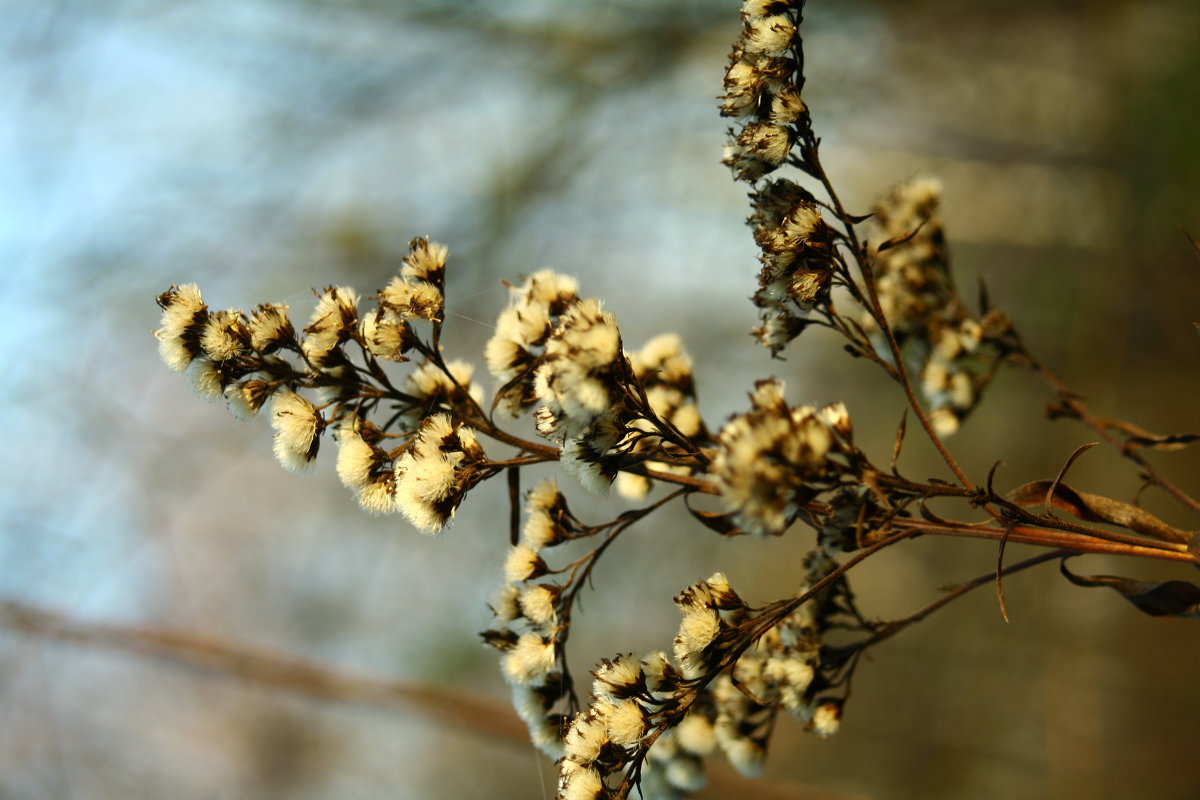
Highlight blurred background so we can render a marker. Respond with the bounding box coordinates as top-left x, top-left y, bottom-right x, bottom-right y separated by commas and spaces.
4, 0, 1200, 797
